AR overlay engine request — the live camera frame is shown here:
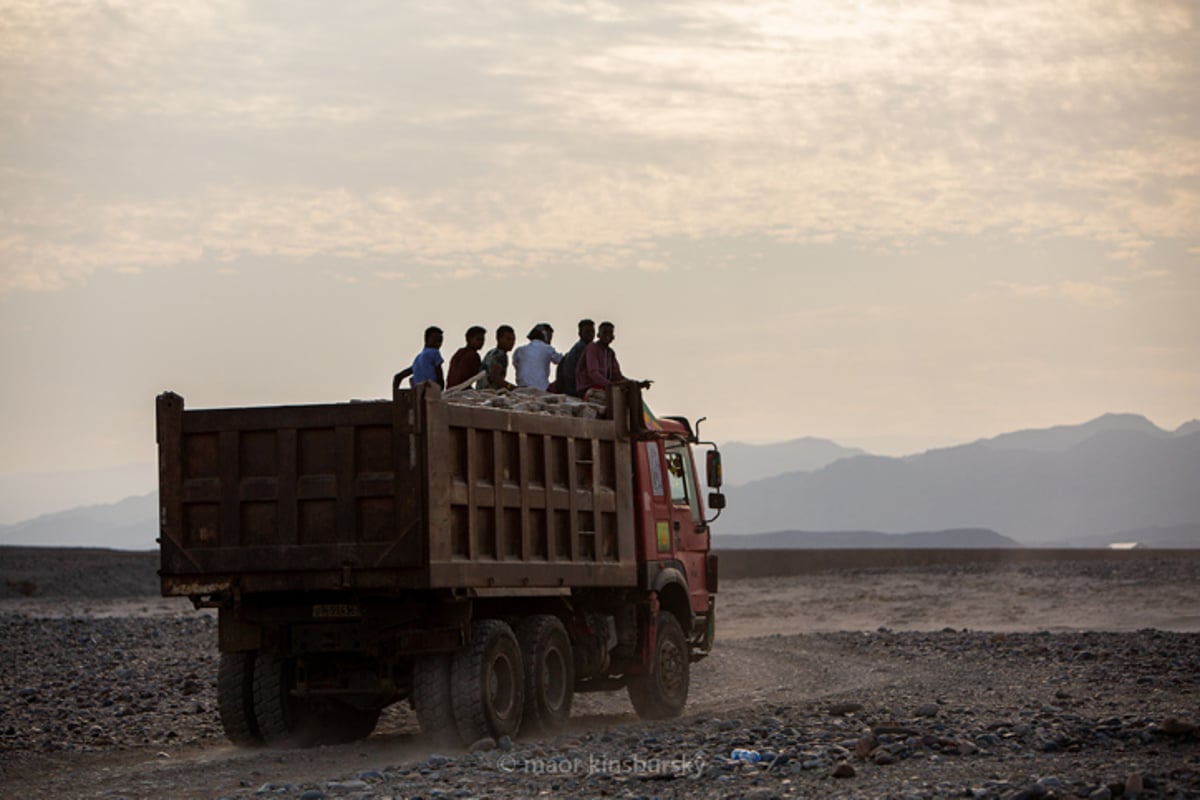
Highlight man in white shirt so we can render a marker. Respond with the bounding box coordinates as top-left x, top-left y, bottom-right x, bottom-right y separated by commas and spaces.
512, 325, 563, 390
